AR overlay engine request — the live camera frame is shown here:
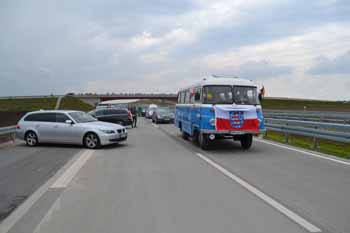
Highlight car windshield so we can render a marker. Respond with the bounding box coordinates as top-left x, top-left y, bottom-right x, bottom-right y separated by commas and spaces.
69, 112, 97, 123
233, 86, 259, 105
203, 85, 233, 104
157, 108, 170, 113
